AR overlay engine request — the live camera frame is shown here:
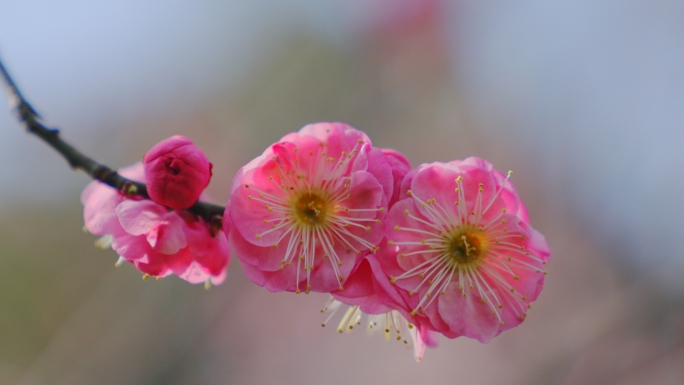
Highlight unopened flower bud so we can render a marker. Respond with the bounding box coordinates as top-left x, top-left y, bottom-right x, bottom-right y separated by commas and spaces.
144, 135, 212, 209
